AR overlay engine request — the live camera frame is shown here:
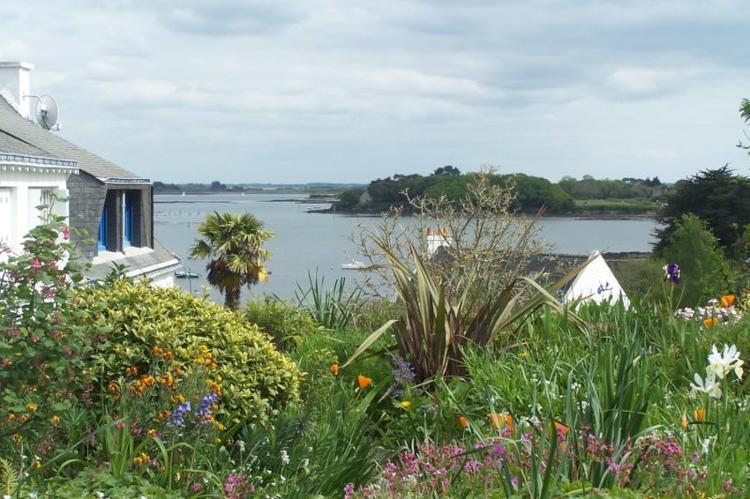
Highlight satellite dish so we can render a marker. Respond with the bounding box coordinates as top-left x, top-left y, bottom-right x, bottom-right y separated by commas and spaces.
35, 95, 59, 130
